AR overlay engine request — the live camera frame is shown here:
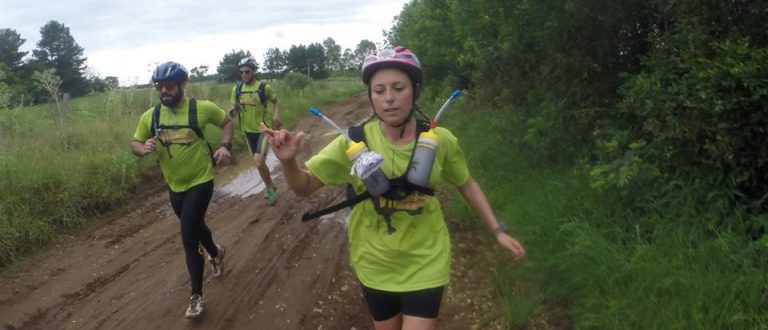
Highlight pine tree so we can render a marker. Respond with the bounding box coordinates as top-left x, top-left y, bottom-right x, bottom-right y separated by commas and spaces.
32, 20, 89, 97
0, 28, 27, 70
